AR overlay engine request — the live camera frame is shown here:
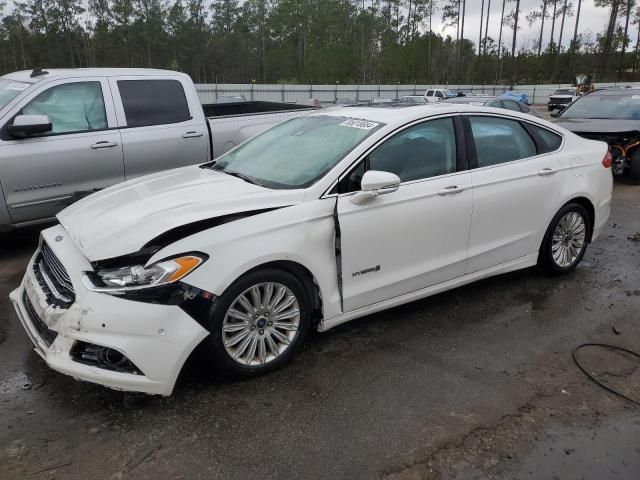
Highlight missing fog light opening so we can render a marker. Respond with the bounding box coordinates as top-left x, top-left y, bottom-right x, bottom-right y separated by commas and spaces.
70, 341, 143, 375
